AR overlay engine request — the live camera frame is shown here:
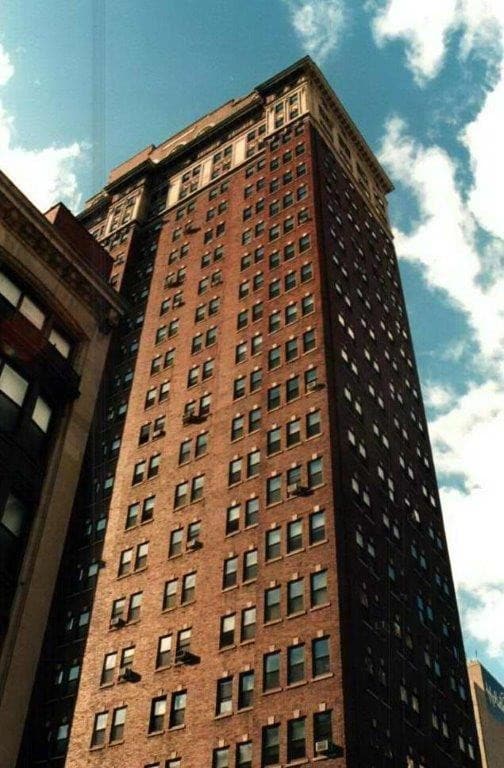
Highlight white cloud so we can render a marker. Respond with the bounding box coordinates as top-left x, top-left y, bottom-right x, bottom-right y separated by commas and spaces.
462, 60, 504, 241
379, 116, 504, 361
370, 0, 504, 84
463, 586, 504, 659
0, 43, 14, 86
284, 0, 346, 62
423, 382, 457, 410
372, 0, 458, 84
0, 43, 84, 212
